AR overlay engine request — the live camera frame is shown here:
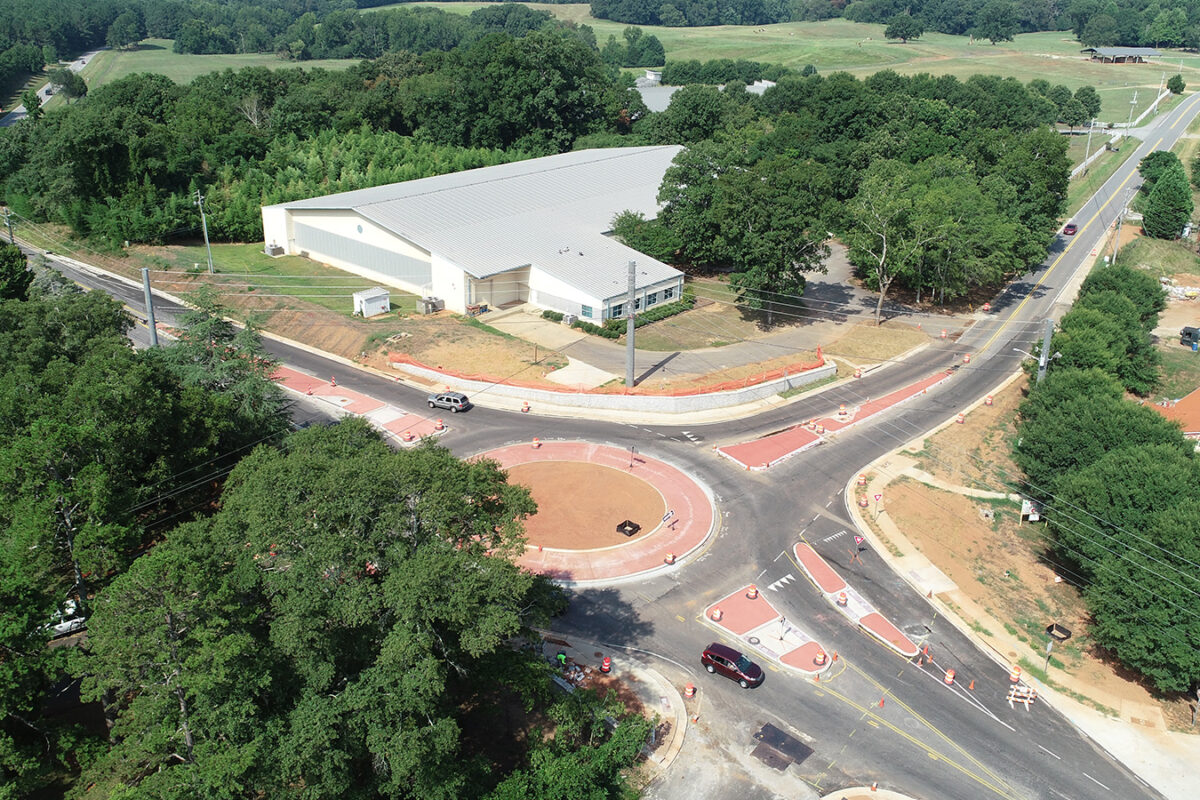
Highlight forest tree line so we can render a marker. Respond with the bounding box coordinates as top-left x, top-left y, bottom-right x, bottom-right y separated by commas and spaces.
1, 32, 1071, 312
